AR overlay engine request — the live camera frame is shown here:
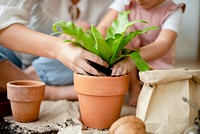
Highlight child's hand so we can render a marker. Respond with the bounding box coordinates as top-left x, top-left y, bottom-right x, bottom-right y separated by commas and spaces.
111, 57, 135, 76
